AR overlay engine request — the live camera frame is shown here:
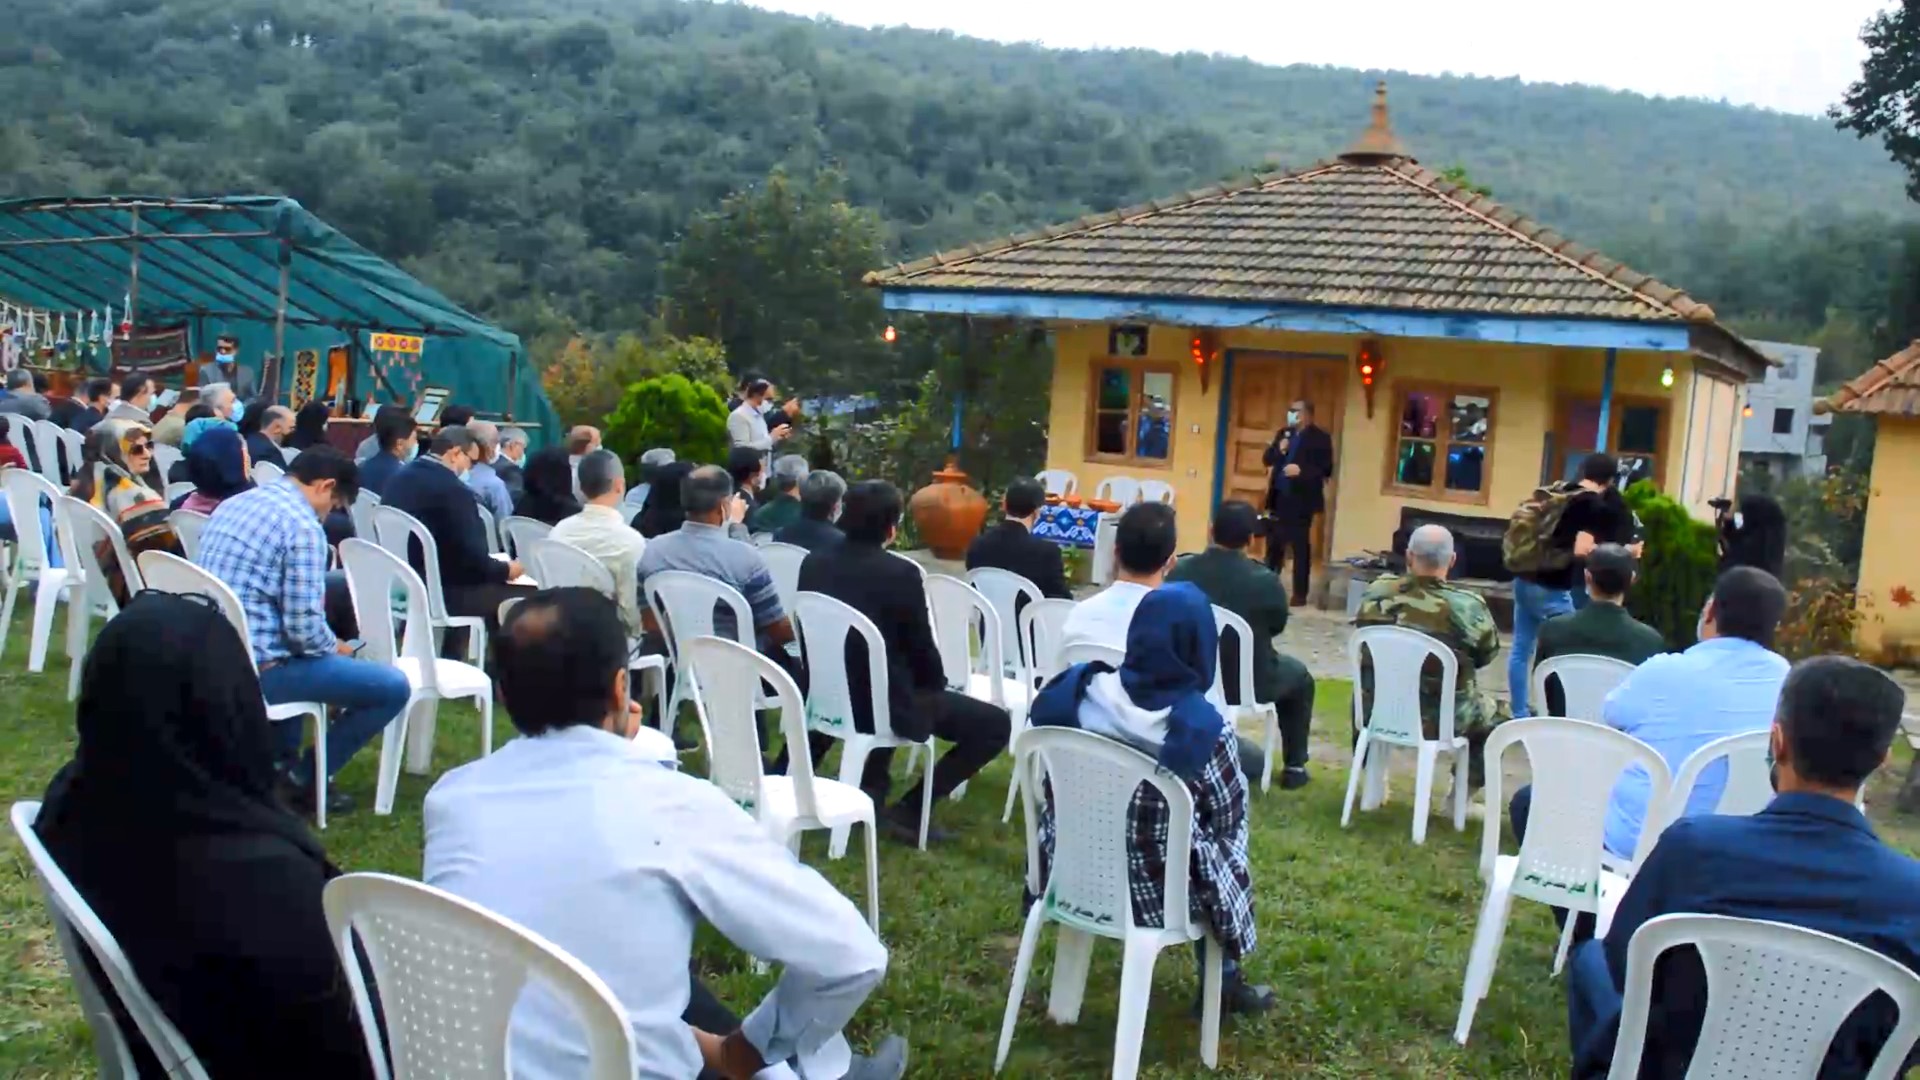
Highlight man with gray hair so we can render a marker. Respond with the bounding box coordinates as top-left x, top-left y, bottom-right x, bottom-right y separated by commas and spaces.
246, 404, 295, 470
1353, 523, 1507, 786
636, 464, 794, 672
624, 447, 678, 514
462, 419, 516, 525
0, 367, 50, 420
776, 470, 847, 552
748, 453, 809, 535
551, 449, 649, 635
495, 426, 528, 501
